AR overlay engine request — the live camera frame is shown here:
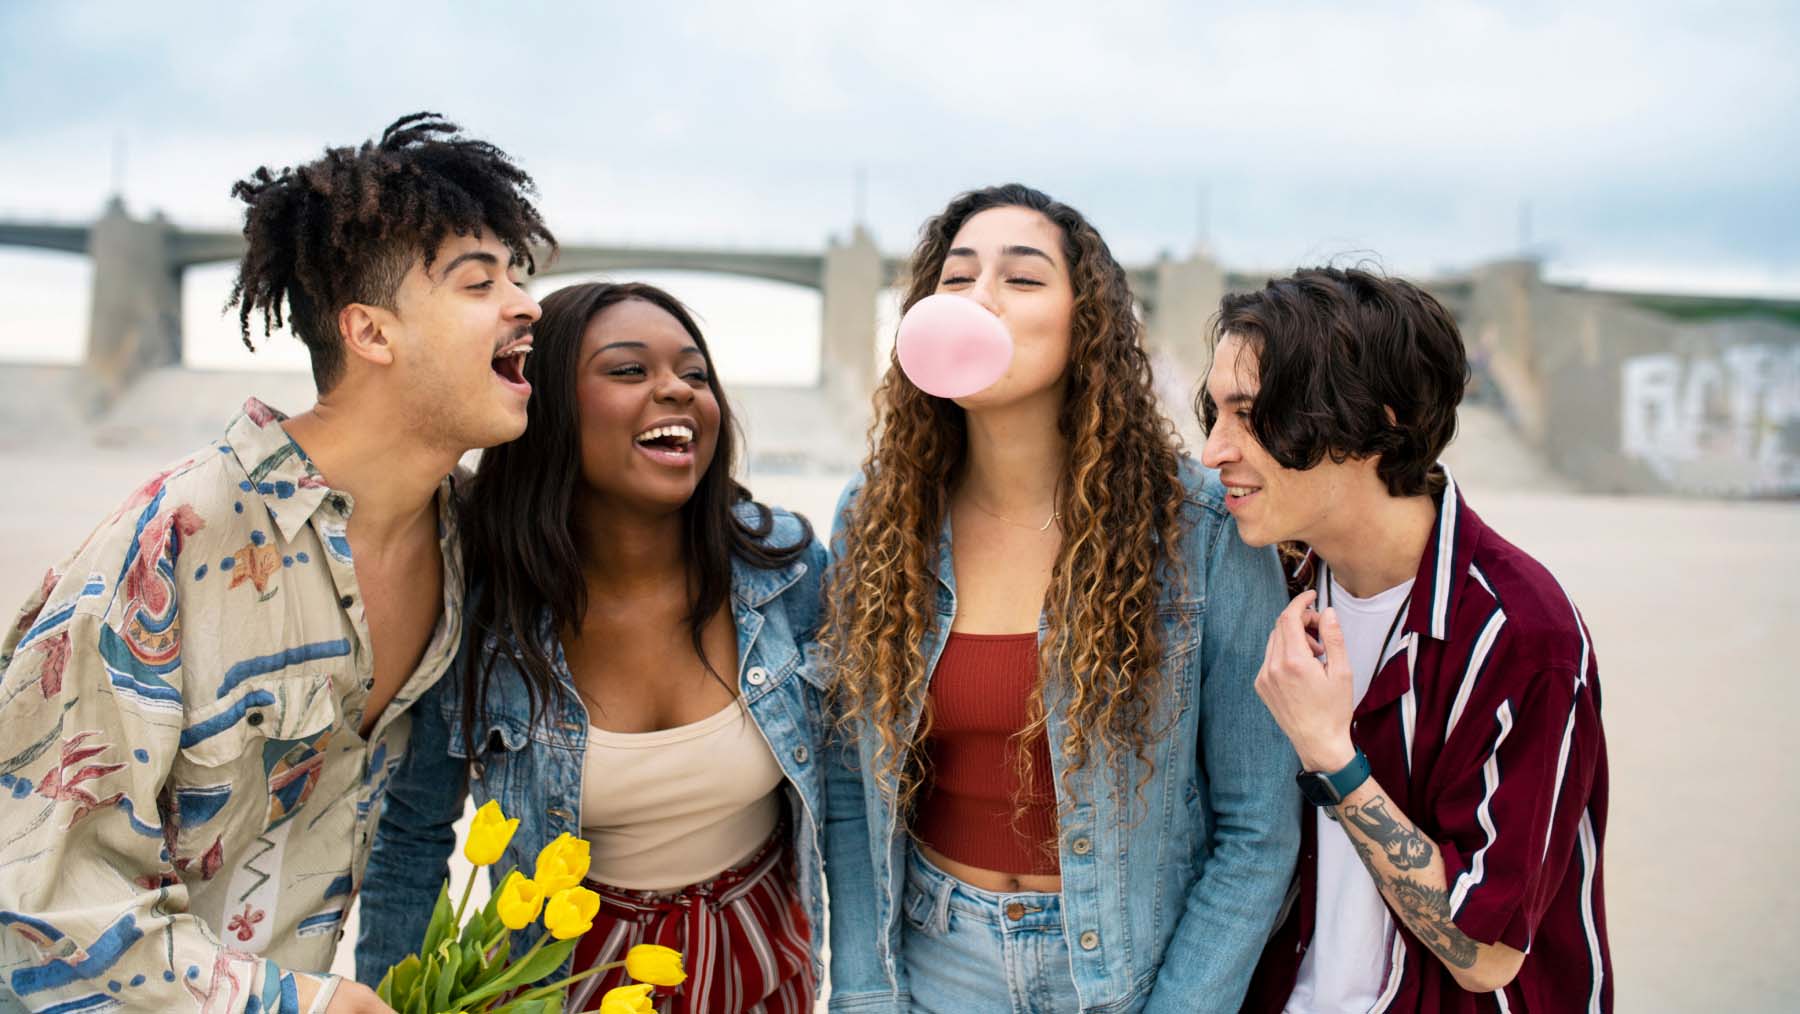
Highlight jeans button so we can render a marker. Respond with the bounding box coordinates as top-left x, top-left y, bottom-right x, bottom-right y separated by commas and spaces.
746, 666, 768, 686
793, 745, 810, 764
1005, 902, 1026, 921
1071, 836, 1091, 855
1079, 930, 1100, 950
